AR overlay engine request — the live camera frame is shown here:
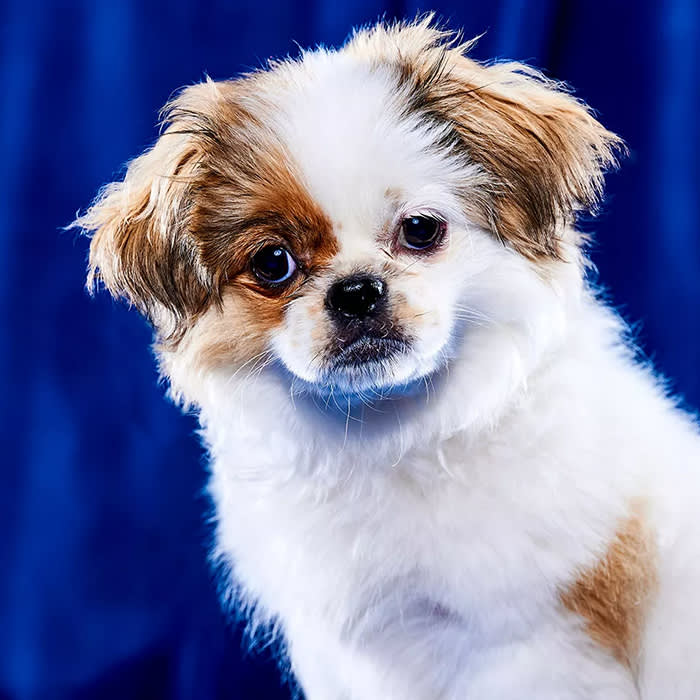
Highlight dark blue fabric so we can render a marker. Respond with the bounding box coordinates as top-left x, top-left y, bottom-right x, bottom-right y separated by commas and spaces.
1, 1, 698, 698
